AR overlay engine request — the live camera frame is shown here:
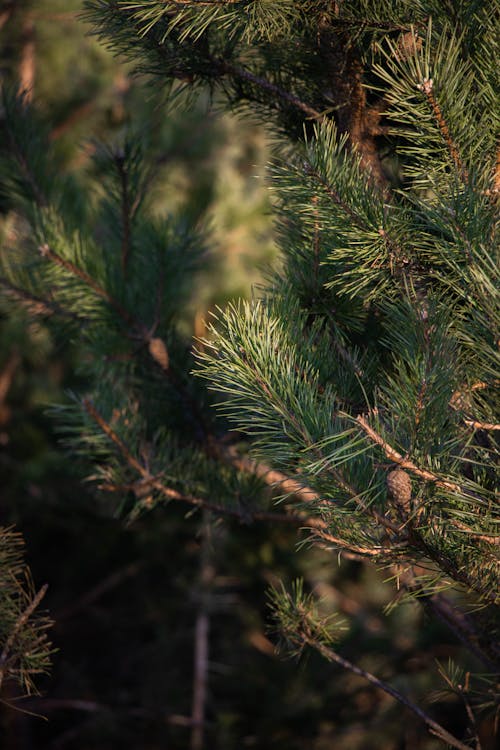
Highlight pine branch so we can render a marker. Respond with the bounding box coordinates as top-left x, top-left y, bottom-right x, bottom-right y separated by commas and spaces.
38, 243, 135, 328
417, 77, 468, 183
82, 399, 322, 527
222, 447, 398, 555
114, 150, 132, 275
355, 414, 461, 492
355, 414, 499, 541
0, 277, 85, 322
221, 60, 324, 121
0, 585, 48, 681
